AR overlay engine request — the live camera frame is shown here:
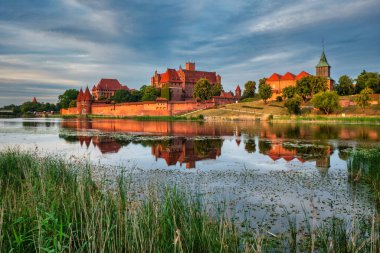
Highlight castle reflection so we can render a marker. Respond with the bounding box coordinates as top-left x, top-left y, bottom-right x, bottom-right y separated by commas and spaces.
59, 119, 380, 169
